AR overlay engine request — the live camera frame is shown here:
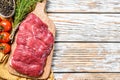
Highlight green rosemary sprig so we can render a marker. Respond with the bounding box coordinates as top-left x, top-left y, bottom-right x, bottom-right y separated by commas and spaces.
13, 0, 43, 27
